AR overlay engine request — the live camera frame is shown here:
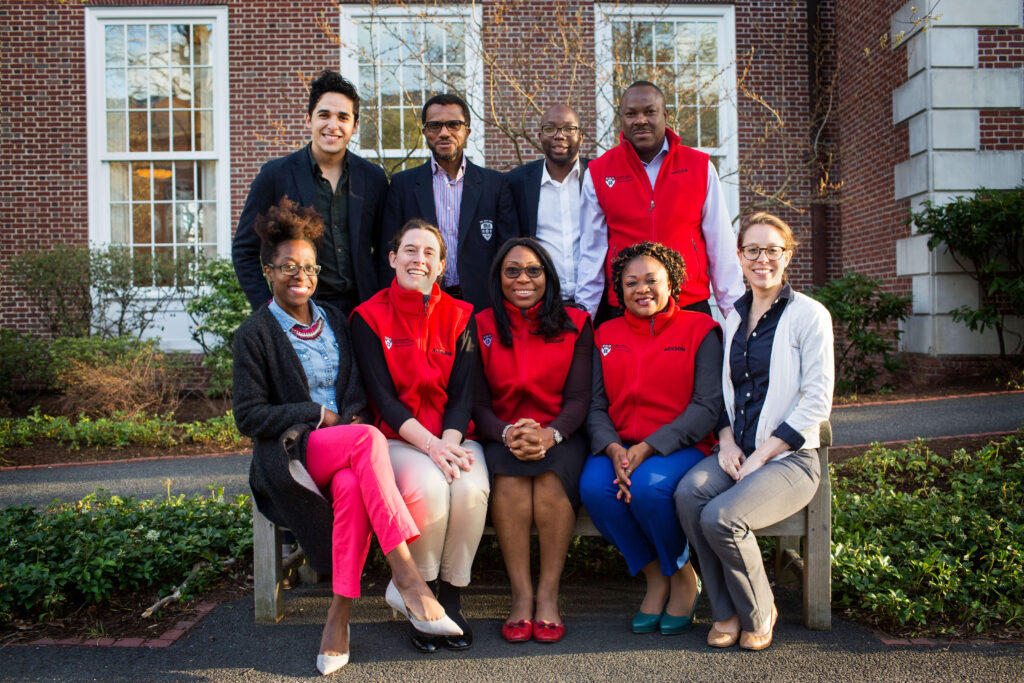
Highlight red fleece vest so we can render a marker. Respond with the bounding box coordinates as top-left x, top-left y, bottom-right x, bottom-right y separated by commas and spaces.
353, 279, 474, 440
475, 303, 589, 426
595, 299, 719, 454
589, 128, 711, 307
